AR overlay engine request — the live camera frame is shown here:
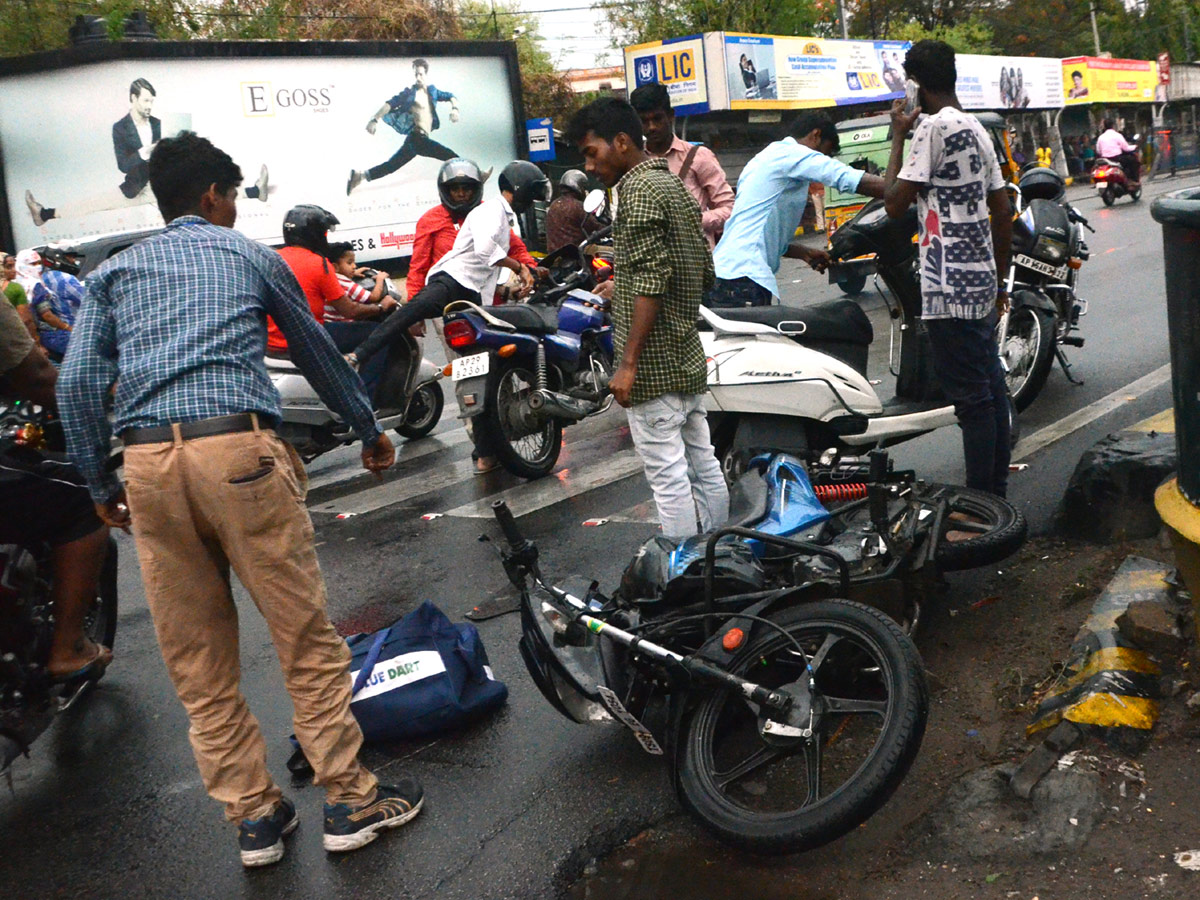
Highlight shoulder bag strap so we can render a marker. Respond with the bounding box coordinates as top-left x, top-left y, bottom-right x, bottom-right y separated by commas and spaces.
677, 144, 700, 184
